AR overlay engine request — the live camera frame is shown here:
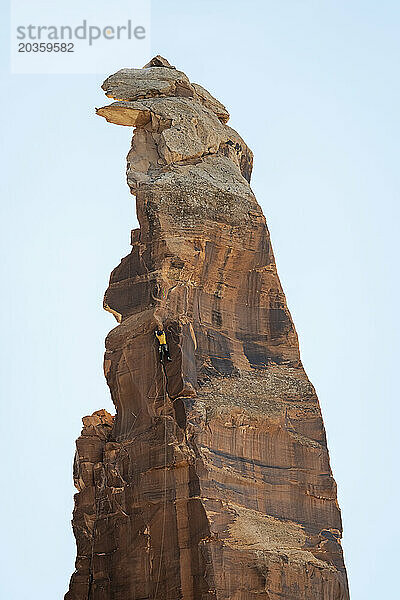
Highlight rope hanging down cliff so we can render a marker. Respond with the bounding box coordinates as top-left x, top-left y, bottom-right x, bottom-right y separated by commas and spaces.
153, 358, 169, 600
